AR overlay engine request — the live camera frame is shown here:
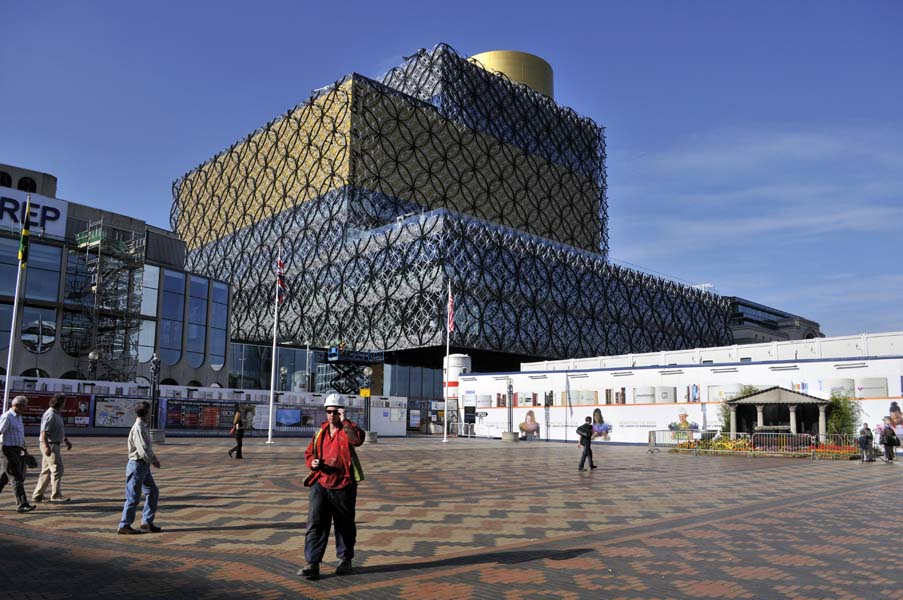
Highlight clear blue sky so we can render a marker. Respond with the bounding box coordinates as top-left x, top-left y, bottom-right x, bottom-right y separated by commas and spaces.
2, 1, 901, 337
